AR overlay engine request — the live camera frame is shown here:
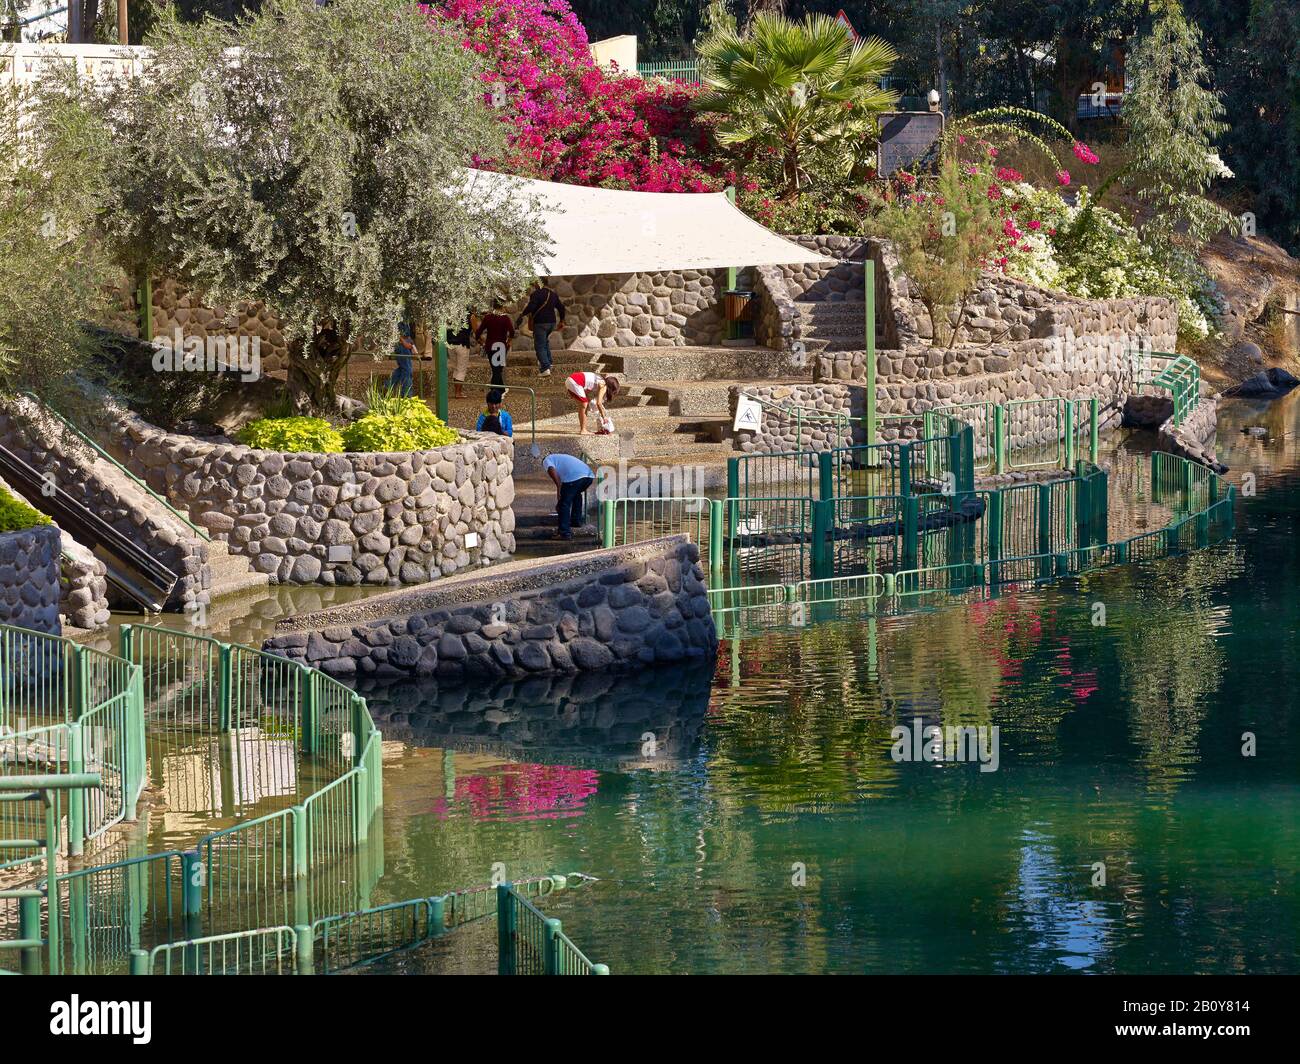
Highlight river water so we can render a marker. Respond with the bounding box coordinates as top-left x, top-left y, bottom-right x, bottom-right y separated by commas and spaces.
345, 391, 1299, 974
112, 393, 1300, 974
